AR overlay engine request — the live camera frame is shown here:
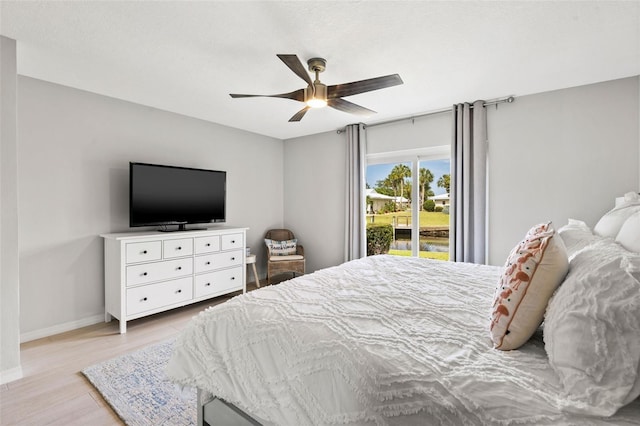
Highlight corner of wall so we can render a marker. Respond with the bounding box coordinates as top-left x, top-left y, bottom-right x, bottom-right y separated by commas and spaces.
0, 35, 22, 383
